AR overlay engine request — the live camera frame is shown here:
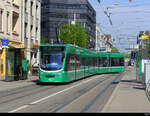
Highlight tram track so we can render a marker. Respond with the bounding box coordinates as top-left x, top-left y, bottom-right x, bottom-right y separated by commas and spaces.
51, 73, 121, 112
7, 73, 115, 112
81, 72, 124, 112
0, 85, 56, 105
0, 73, 123, 112
0, 74, 112, 106
0, 74, 111, 100
53, 72, 124, 112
